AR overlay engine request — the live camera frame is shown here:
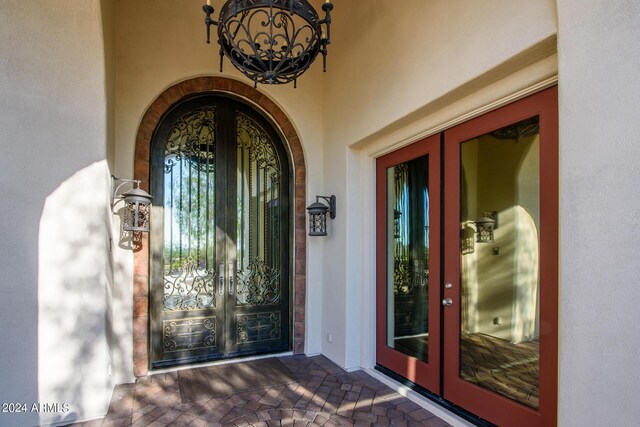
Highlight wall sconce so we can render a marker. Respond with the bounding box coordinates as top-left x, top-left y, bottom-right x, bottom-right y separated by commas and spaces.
111, 177, 153, 232
474, 211, 498, 243
306, 195, 336, 236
